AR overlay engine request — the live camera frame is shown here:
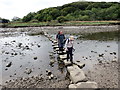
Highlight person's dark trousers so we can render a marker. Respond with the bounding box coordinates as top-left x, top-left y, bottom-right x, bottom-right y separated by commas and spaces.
59, 43, 64, 51
67, 47, 73, 63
